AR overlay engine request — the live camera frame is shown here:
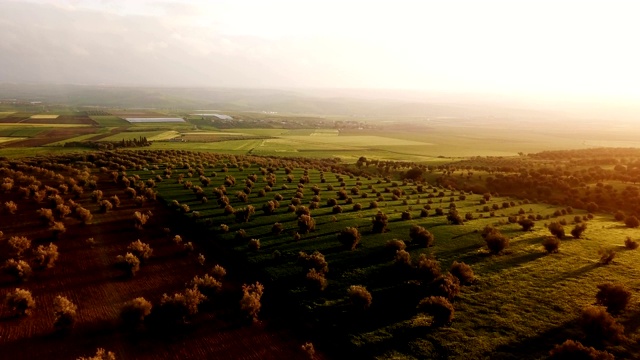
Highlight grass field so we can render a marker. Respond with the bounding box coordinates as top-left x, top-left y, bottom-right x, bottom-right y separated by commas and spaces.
138, 162, 640, 359
29, 114, 59, 119
99, 130, 180, 142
